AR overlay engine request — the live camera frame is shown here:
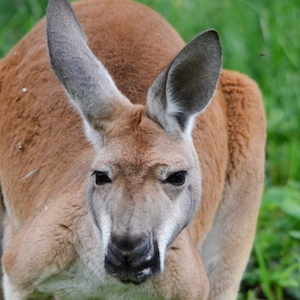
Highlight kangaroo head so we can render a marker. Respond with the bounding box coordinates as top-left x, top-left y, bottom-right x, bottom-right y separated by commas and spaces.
47, 0, 222, 284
